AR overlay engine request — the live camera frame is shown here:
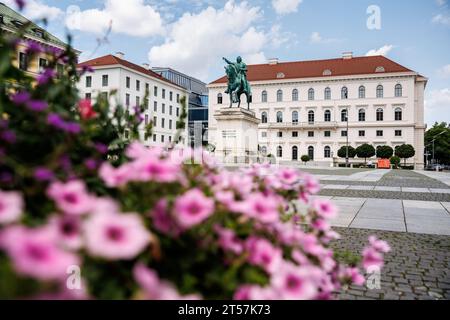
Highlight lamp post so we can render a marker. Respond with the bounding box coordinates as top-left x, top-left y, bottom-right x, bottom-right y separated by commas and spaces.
345, 107, 349, 168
